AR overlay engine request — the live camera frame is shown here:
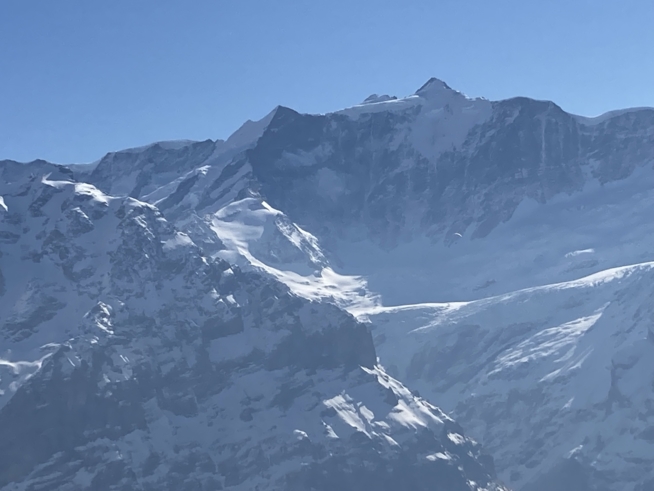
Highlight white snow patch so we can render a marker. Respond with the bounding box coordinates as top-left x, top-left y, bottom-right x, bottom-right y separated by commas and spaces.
74, 182, 112, 205
323, 394, 368, 435
209, 198, 380, 314
565, 249, 595, 258
41, 175, 112, 205
426, 452, 452, 461
447, 432, 466, 445
162, 232, 194, 250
